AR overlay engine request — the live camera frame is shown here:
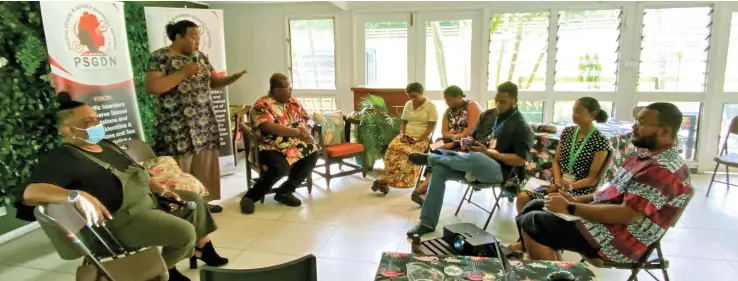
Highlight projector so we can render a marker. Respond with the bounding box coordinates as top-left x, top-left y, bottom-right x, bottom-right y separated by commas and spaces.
442, 223, 502, 257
